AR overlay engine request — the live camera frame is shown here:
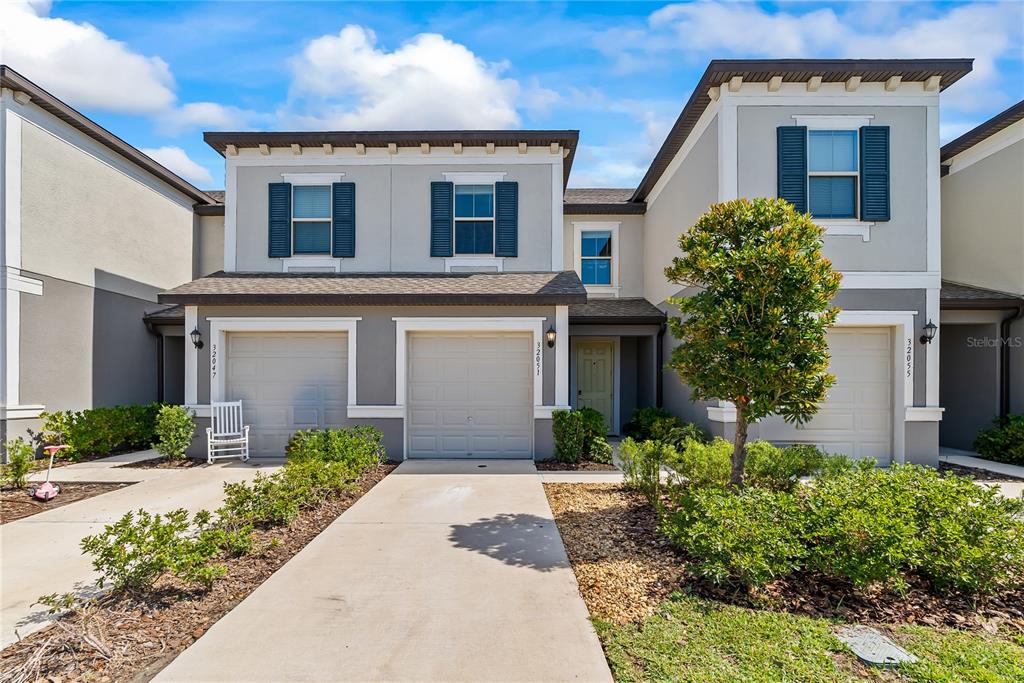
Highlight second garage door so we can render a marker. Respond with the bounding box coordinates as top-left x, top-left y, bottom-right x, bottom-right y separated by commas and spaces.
226, 332, 348, 457
758, 327, 893, 460
407, 332, 533, 458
